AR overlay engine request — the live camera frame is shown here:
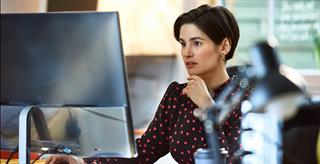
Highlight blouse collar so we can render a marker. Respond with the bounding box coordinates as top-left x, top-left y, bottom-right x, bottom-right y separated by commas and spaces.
208, 78, 231, 98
